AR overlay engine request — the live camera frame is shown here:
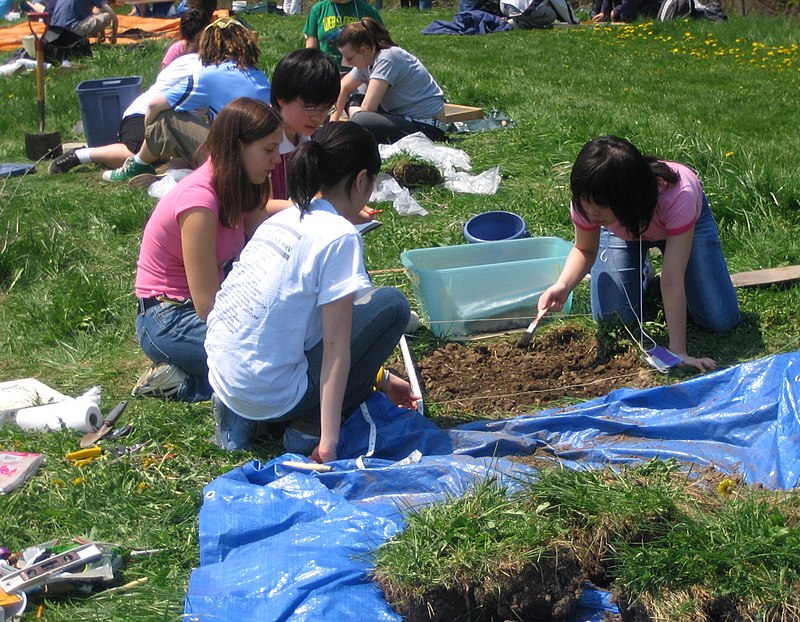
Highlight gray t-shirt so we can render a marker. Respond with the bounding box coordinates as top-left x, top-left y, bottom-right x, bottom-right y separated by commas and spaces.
352, 46, 444, 119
